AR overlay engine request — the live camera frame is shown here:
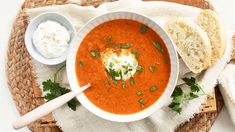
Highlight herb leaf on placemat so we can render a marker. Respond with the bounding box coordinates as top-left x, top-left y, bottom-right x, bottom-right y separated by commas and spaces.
42, 64, 80, 111
168, 77, 211, 114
